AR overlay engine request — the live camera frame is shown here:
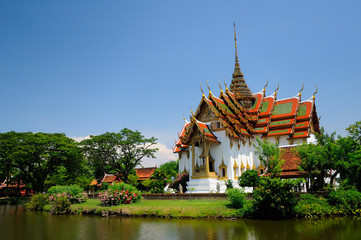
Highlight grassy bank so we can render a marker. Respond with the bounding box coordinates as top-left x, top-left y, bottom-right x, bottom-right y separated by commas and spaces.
69, 198, 238, 218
